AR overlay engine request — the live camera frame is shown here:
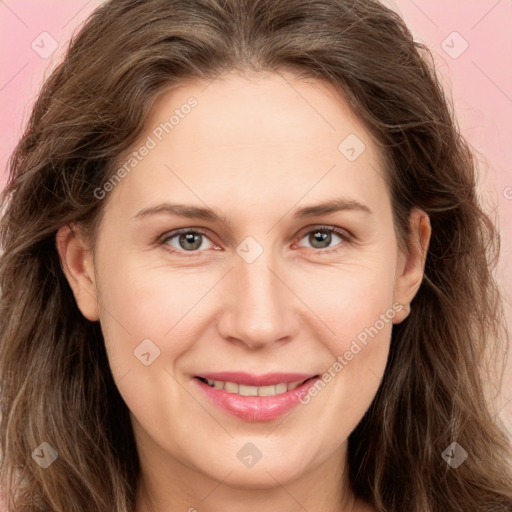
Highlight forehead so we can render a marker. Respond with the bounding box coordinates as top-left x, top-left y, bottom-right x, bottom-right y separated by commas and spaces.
145, 70, 374, 158
106, 70, 389, 221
